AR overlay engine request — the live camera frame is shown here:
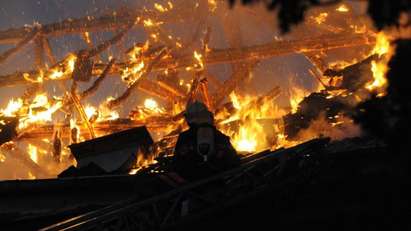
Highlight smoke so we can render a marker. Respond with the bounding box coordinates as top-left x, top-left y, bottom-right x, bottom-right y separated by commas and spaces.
294, 113, 362, 142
